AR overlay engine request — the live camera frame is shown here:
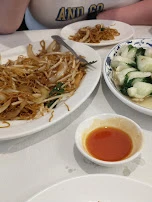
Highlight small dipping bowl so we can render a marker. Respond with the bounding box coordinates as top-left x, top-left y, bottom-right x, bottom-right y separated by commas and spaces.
75, 113, 143, 167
